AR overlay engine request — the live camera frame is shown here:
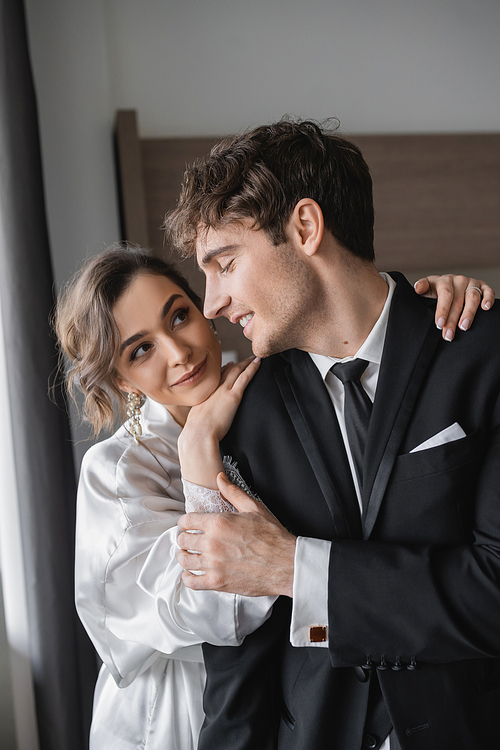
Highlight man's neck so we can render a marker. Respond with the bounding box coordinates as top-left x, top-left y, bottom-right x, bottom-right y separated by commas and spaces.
300, 259, 390, 359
